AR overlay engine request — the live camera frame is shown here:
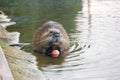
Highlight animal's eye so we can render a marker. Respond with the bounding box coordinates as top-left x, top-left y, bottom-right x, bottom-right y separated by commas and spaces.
49, 31, 53, 34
